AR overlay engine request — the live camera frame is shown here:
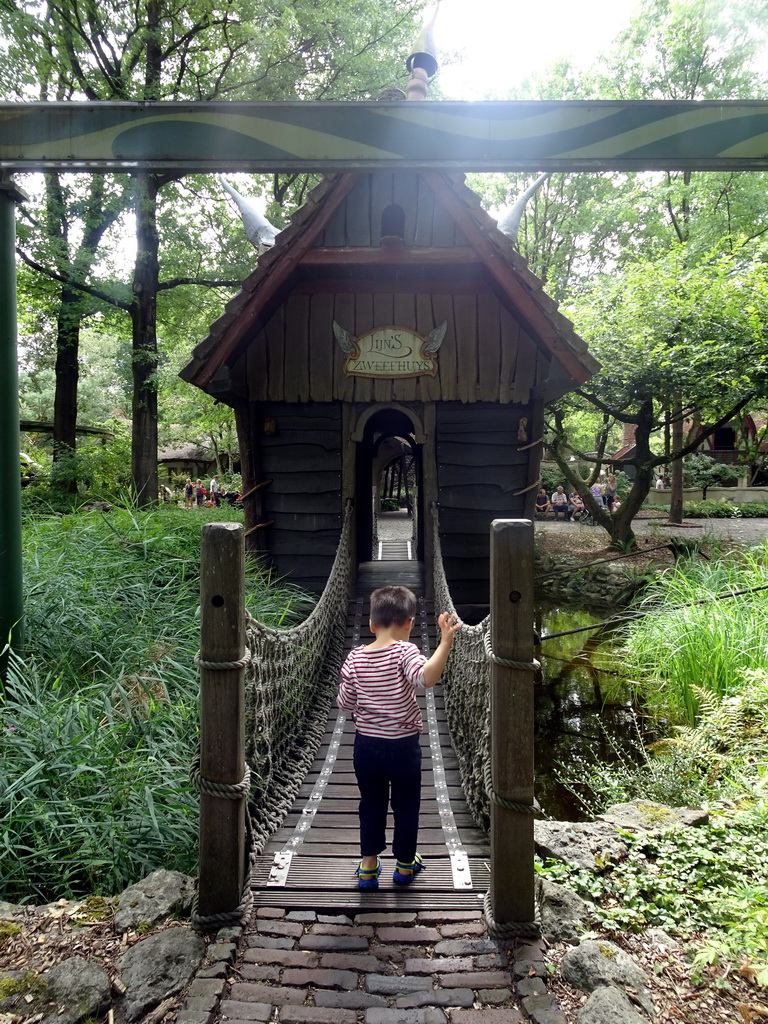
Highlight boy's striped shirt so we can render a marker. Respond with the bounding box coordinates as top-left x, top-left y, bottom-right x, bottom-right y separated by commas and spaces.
338, 640, 427, 738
